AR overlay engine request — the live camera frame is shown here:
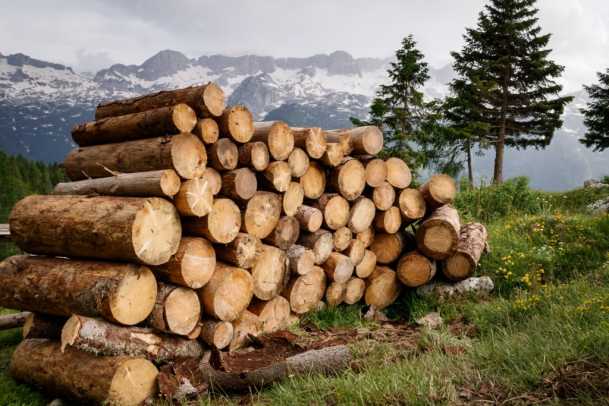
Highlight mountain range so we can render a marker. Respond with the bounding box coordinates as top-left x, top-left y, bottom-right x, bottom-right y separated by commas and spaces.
1, 49, 607, 190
